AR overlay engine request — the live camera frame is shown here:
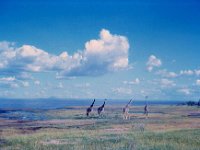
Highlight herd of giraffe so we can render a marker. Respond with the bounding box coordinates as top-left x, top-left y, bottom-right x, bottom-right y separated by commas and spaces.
86, 99, 107, 116
86, 97, 148, 119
